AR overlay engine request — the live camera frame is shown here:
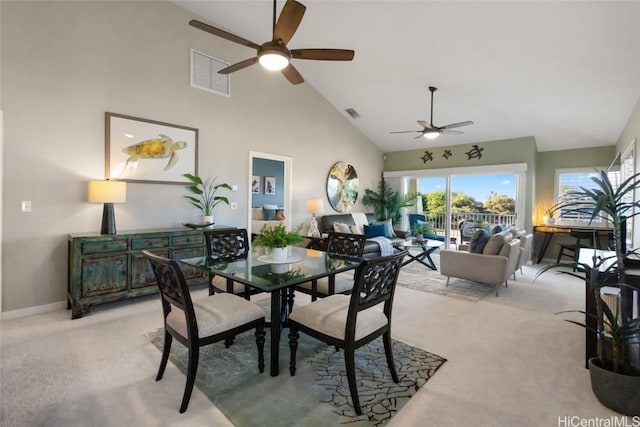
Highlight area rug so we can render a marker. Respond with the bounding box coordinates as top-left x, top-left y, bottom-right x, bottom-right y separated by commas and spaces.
146, 329, 446, 426
396, 254, 494, 302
